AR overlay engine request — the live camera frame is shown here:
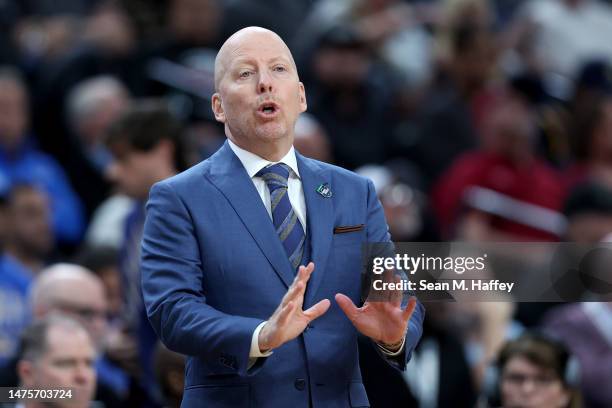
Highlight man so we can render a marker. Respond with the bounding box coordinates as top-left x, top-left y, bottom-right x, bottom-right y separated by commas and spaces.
104, 101, 187, 404
65, 75, 131, 218
15, 316, 97, 408
0, 184, 33, 368
4, 184, 55, 275
0, 67, 84, 245
28, 264, 128, 406
141, 27, 424, 407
